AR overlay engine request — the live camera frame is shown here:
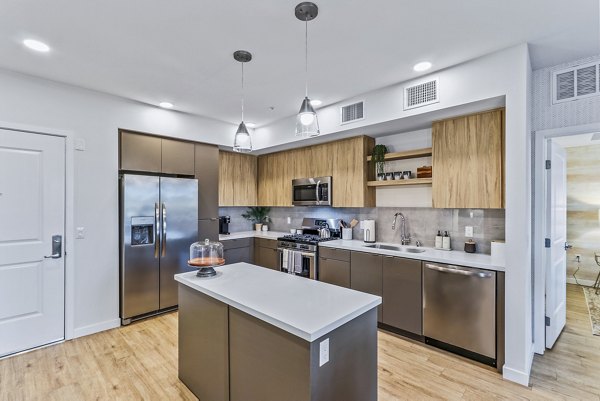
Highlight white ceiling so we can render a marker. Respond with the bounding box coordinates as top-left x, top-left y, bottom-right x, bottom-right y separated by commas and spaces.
1, 0, 599, 127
